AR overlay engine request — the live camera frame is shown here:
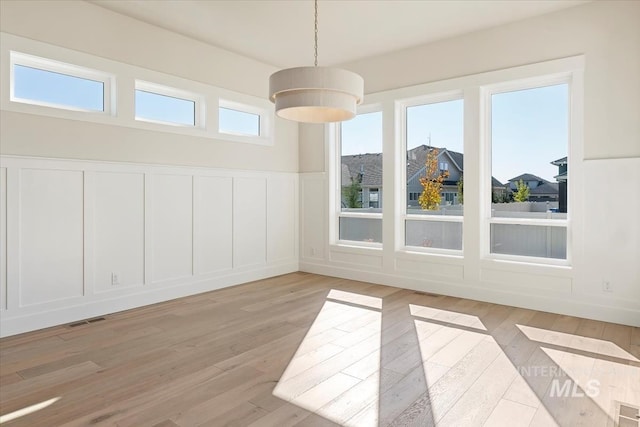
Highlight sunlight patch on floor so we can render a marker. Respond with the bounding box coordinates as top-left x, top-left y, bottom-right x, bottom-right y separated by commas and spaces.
517, 324, 639, 362
410, 304, 488, 331
0, 397, 61, 424
327, 289, 382, 309
273, 290, 382, 426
